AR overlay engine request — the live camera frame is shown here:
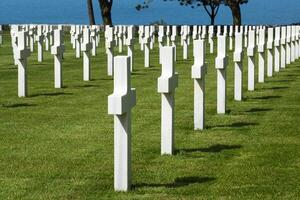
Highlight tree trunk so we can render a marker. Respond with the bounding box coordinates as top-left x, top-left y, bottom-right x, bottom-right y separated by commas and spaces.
87, 0, 96, 25
229, 3, 242, 25
98, 0, 113, 26
210, 15, 215, 25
